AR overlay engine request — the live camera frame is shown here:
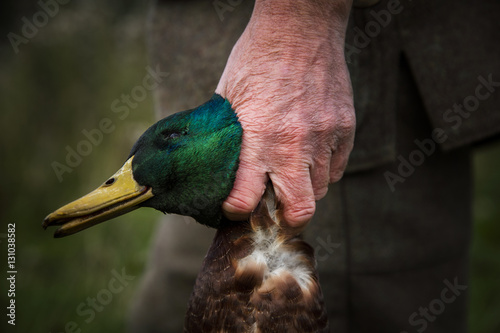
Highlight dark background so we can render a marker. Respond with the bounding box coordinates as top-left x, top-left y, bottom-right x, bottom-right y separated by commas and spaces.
0, 1, 499, 332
